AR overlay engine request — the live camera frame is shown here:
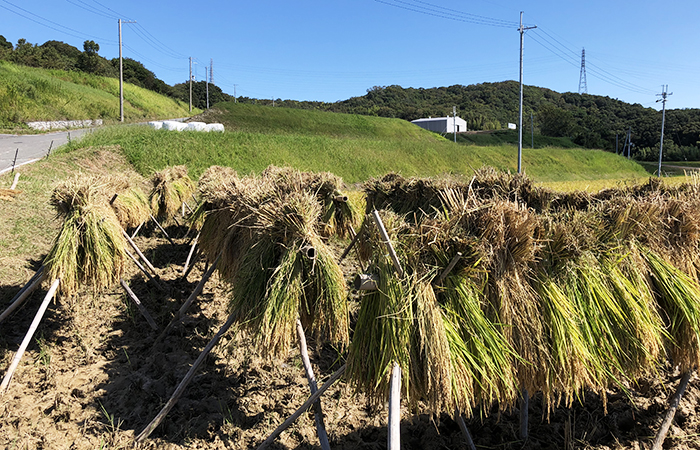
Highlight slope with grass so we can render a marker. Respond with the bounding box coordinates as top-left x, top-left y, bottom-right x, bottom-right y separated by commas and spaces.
0, 60, 197, 129
69, 102, 649, 184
